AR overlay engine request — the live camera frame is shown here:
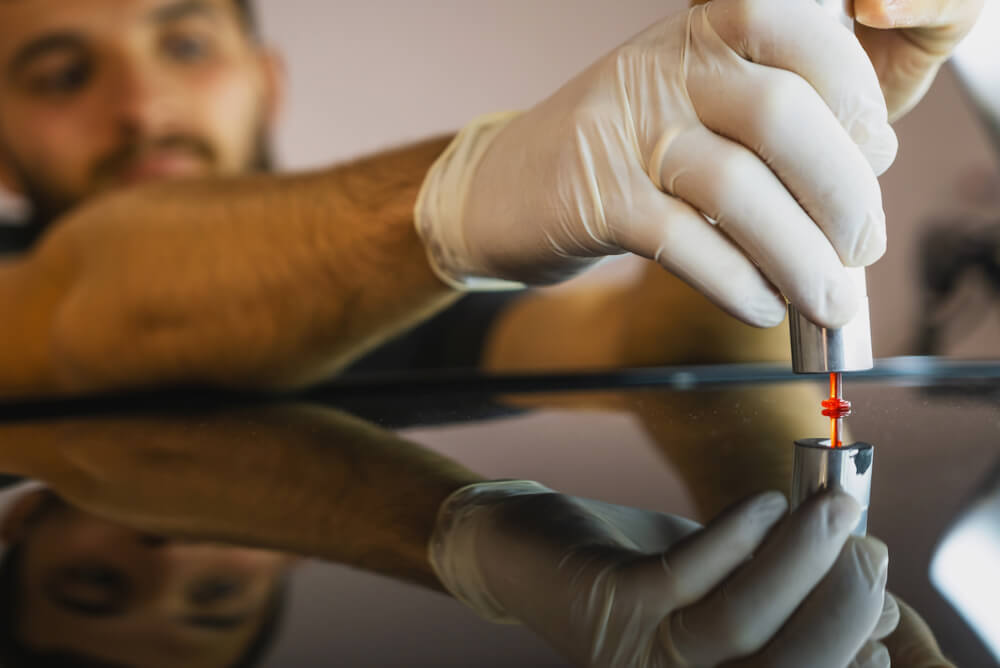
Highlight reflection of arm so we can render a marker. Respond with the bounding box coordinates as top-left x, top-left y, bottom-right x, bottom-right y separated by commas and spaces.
1, 405, 482, 590
0, 138, 458, 399
482, 265, 829, 519
627, 384, 828, 521
481, 258, 822, 517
